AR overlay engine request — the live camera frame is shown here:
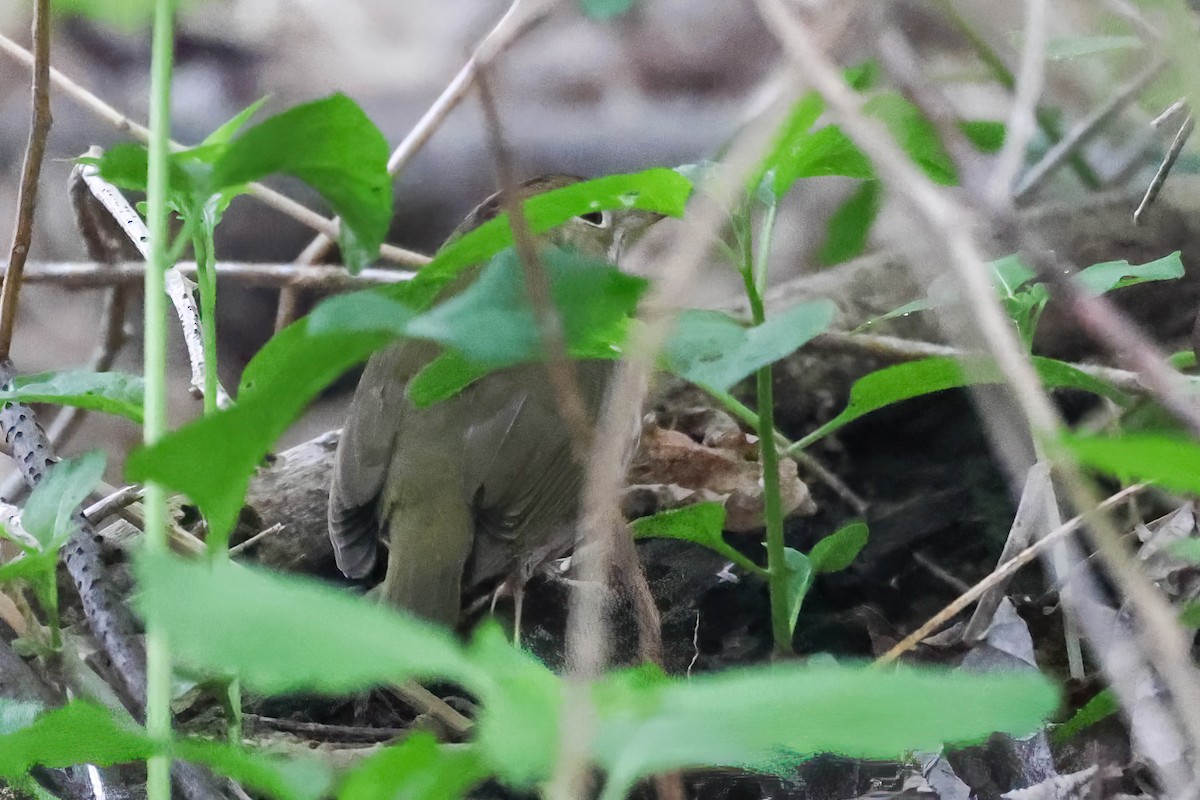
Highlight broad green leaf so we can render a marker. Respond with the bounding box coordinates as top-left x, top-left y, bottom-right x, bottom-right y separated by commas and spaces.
808, 522, 869, 573
0, 552, 56, 584
794, 356, 1130, 451
818, 180, 881, 266
990, 254, 1037, 298
126, 319, 392, 545
406, 248, 647, 367
579, 0, 635, 17
591, 662, 1058, 800
1064, 433, 1200, 495
631, 502, 763, 574
783, 547, 814, 637
0, 370, 144, 423
22, 451, 106, 550
210, 94, 392, 274
663, 301, 836, 392
53, 0, 157, 29
134, 551, 482, 694
408, 352, 492, 408
470, 625, 562, 786
0, 701, 148, 776
338, 734, 486, 800
1074, 252, 1184, 296
1180, 600, 1200, 628
0, 699, 331, 800
865, 93, 957, 185
756, 90, 891, 199
127, 169, 692, 547
1050, 689, 1116, 744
